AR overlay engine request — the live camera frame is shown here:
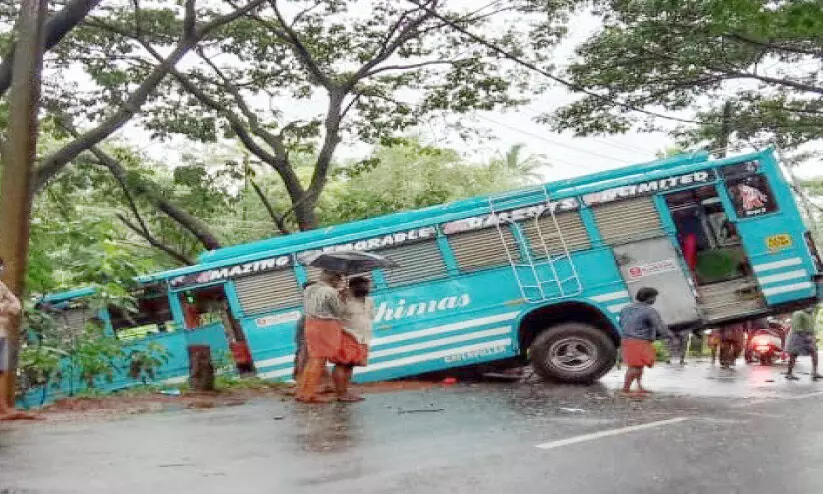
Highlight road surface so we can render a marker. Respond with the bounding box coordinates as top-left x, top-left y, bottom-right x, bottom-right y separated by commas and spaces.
2, 361, 823, 493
